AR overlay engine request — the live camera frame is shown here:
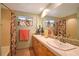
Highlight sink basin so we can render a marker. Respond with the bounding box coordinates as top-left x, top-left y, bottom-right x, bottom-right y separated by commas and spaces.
46, 38, 77, 51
